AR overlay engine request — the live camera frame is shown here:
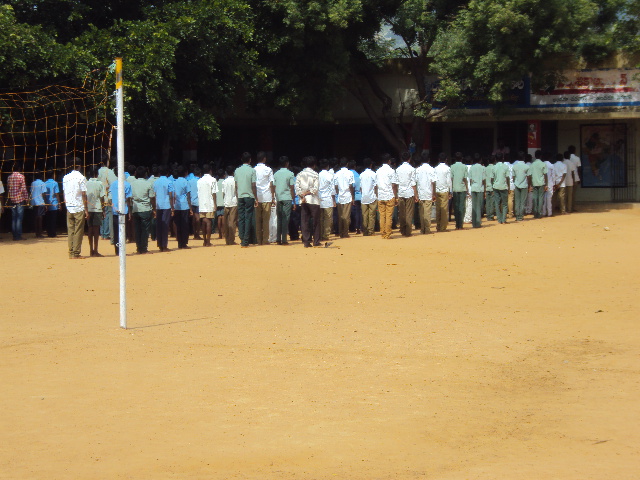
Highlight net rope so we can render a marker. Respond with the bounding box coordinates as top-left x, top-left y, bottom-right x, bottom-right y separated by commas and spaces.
0, 69, 114, 206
